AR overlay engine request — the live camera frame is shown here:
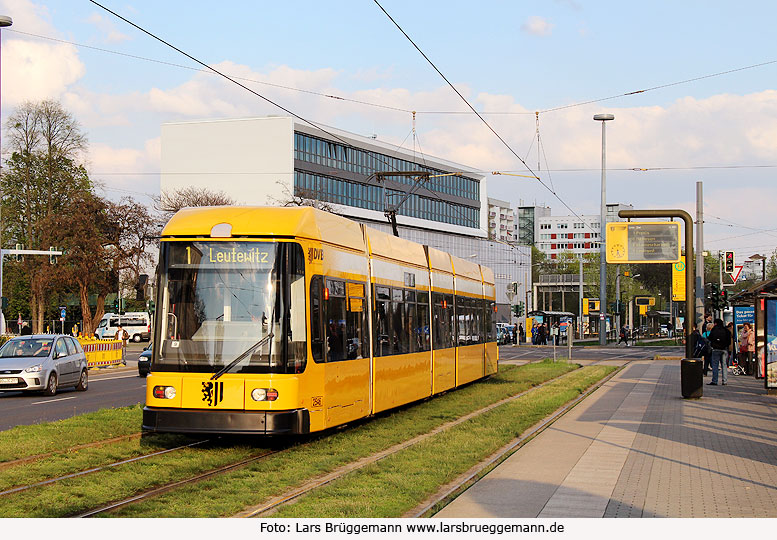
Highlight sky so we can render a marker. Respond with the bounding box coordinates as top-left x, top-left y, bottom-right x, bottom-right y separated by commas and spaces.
1, 0, 776, 265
